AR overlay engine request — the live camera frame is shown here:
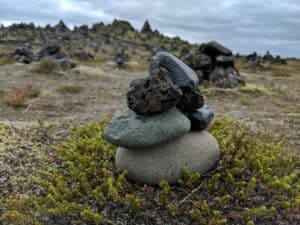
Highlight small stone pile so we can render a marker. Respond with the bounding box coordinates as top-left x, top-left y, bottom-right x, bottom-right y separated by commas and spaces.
104, 52, 220, 185
182, 41, 245, 88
